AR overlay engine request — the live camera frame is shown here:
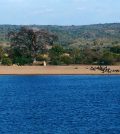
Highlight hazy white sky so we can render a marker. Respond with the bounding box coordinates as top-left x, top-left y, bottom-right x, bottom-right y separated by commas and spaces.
0, 0, 120, 25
